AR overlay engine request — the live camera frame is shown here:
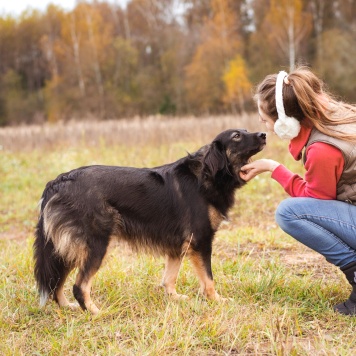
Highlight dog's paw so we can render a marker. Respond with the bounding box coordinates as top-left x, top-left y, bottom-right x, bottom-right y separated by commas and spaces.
203, 291, 232, 302
87, 302, 100, 315
59, 302, 79, 310
168, 293, 189, 301
67, 302, 80, 310
176, 293, 189, 300
219, 297, 234, 302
